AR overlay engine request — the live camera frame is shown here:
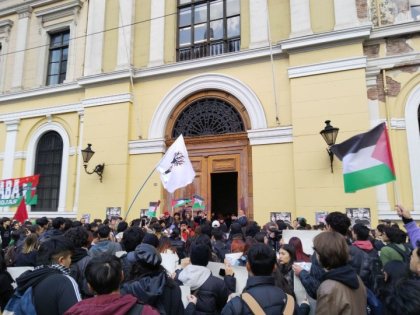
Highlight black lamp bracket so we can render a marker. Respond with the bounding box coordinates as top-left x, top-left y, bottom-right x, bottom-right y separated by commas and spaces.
83, 163, 105, 182
326, 148, 334, 173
